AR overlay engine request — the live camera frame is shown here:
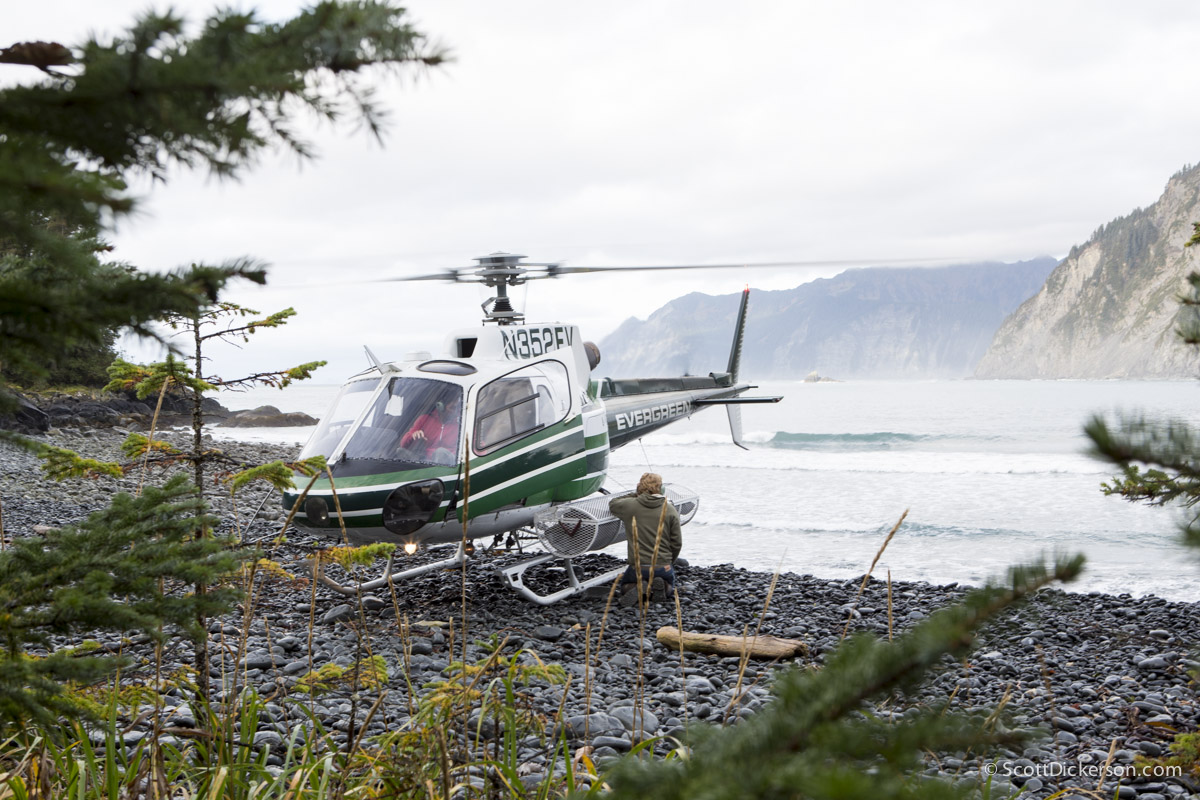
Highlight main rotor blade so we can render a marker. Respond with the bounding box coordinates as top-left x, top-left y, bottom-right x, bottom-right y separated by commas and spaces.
547, 257, 955, 275
356, 255, 968, 285
380, 270, 466, 282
